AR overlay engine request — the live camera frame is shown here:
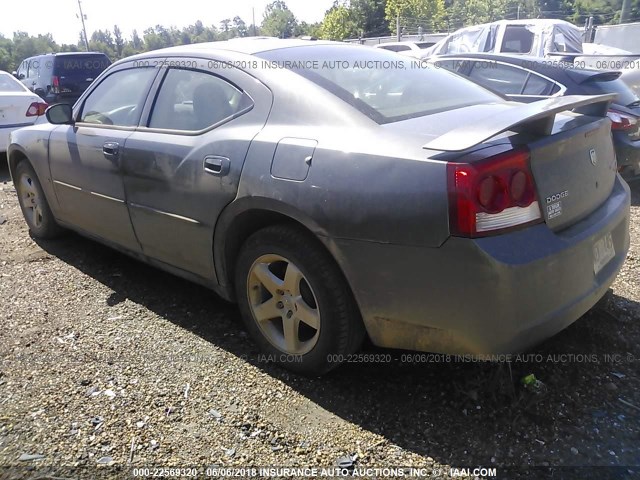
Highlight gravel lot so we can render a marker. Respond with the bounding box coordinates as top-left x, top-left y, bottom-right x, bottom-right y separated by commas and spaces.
0, 155, 639, 480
